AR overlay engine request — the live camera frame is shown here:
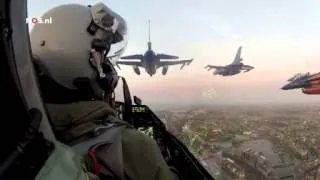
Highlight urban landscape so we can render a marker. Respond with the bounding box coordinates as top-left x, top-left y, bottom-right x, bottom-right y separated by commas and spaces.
155, 103, 320, 180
